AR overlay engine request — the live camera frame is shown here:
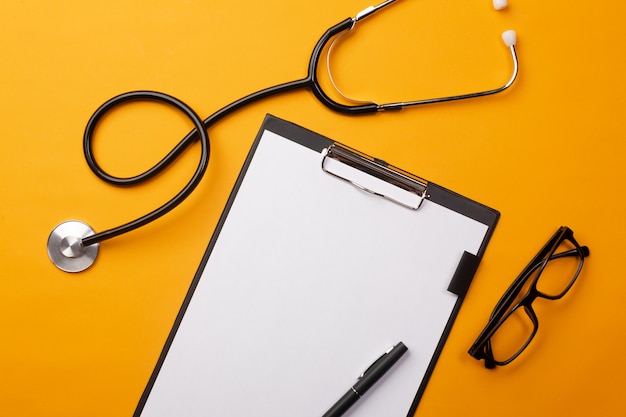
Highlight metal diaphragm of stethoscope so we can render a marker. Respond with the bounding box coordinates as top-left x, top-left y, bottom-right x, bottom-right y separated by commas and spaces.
47, 0, 519, 273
